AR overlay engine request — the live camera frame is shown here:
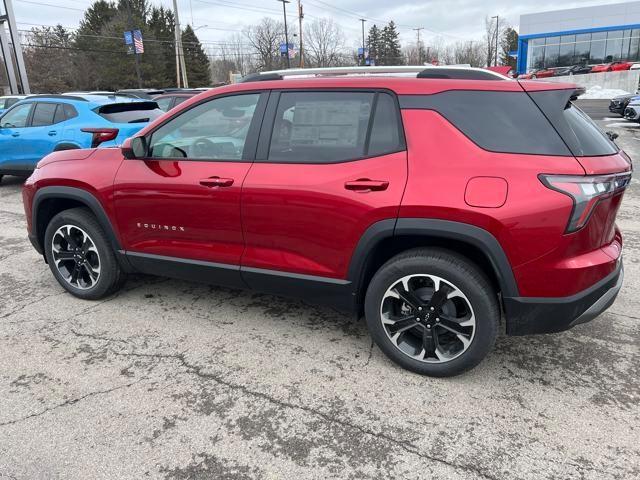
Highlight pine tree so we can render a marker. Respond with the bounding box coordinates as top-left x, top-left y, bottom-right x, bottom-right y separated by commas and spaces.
182, 25, 211, 86
147, 6, 177, 87
380, 21, 402, 65
367, 24, 382, 64
500, 27, 518, 69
